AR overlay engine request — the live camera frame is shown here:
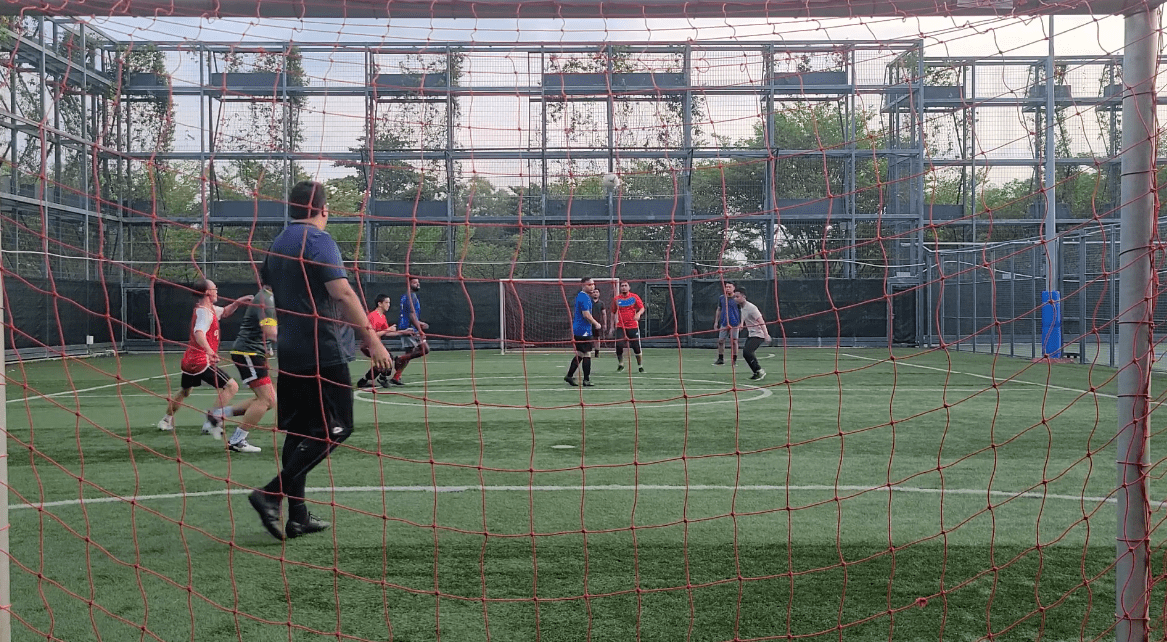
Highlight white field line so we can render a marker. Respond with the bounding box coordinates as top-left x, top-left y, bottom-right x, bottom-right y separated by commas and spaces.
6, 374, 171, 405
12, 483, 1120, 511
842, 353, 1117, 400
